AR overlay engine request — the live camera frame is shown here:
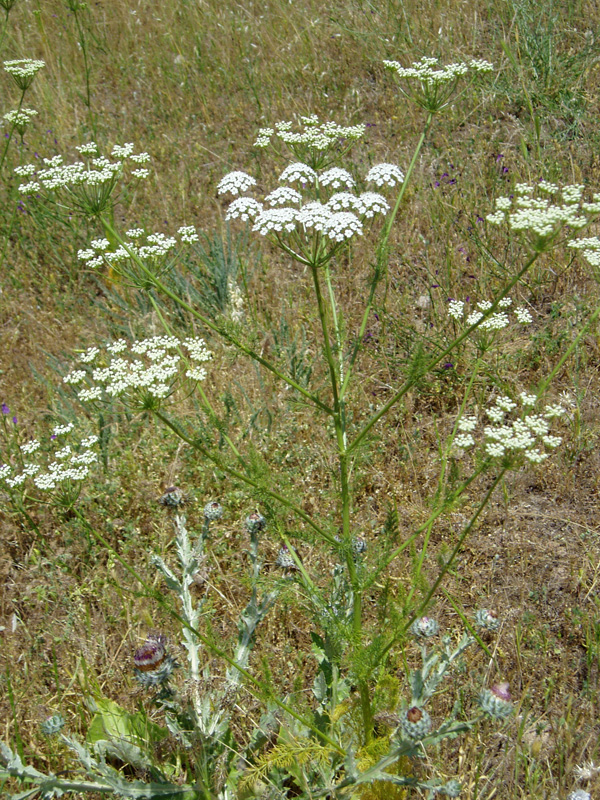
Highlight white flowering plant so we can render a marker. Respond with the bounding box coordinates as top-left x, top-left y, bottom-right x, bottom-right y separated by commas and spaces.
15, 141, 151, 216
383, 56, 493, 114
7, 45, 600, 800
0, 408, 99, 529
